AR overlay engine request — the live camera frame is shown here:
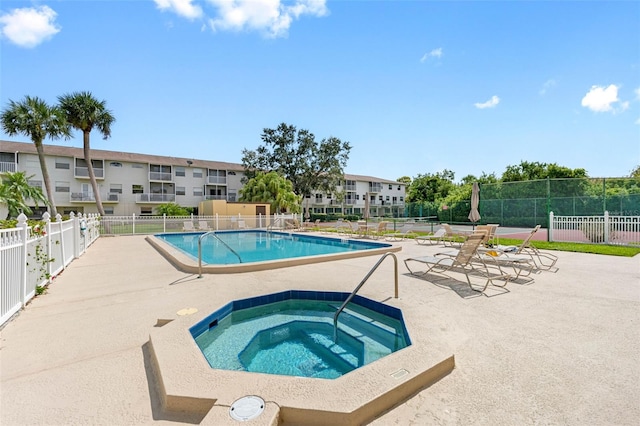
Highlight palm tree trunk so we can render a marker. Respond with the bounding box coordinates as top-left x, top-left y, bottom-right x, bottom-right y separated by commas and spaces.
83, 131, 105, 216
34, 140, 58, 216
